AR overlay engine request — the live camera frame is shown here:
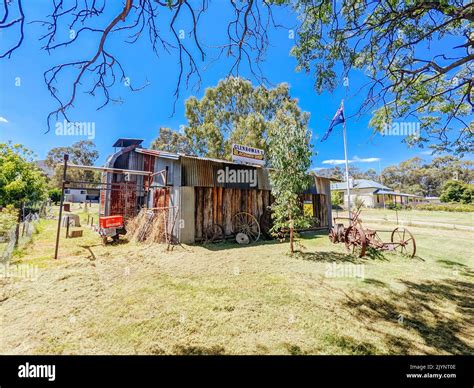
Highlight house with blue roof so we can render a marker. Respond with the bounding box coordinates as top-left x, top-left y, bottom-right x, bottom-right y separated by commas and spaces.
331, 179, 423, 208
